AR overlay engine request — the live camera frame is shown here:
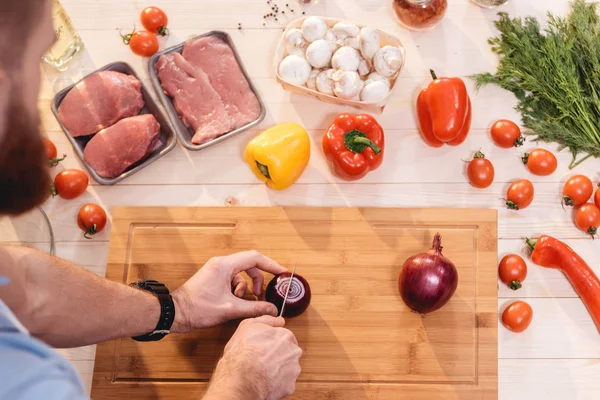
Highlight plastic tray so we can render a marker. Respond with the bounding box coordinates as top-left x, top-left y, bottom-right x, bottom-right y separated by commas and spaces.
148, 31, 266, 151
51, 62, 177, 185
